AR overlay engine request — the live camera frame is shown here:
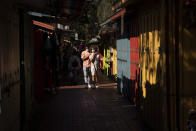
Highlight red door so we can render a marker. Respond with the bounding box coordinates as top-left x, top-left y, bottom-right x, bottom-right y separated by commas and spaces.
130, 37, 139, 103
